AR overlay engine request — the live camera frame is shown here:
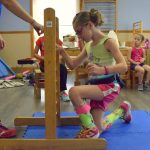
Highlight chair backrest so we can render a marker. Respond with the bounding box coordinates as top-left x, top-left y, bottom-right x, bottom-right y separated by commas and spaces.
133, 21, 143, 34
126, 41, 133, 47
126, 21, 143, 48
120, 48, 130, 65
119, 48, 131, 88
